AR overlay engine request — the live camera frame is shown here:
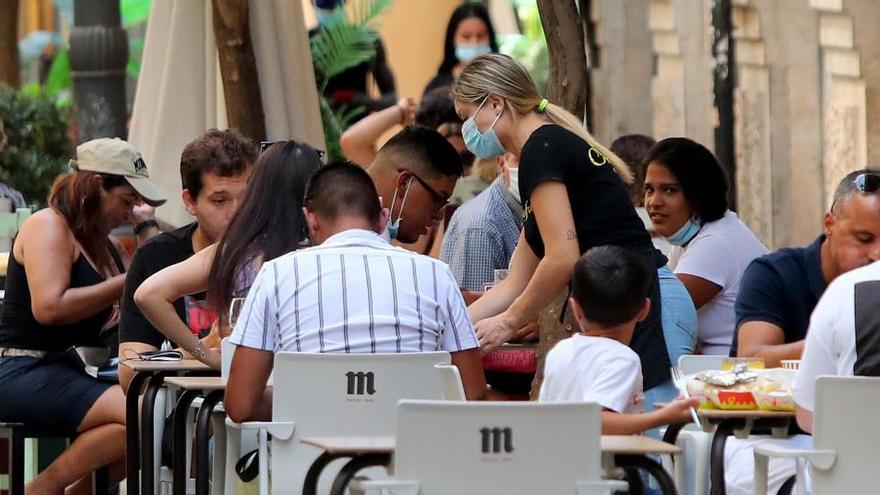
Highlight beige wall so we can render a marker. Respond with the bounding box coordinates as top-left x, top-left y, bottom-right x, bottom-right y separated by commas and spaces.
378, 0, 462, 99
